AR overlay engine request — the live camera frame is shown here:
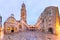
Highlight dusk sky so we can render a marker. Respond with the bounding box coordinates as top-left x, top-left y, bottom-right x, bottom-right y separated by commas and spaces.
0, 0, 60, 25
